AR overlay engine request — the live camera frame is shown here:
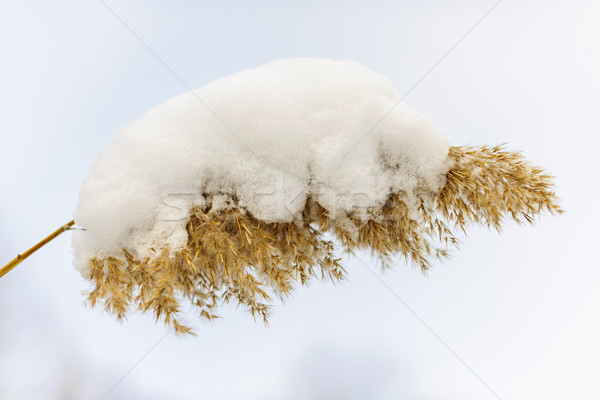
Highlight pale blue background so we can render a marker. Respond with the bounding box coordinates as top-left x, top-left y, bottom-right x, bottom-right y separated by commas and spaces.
1, 1, 598, 399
